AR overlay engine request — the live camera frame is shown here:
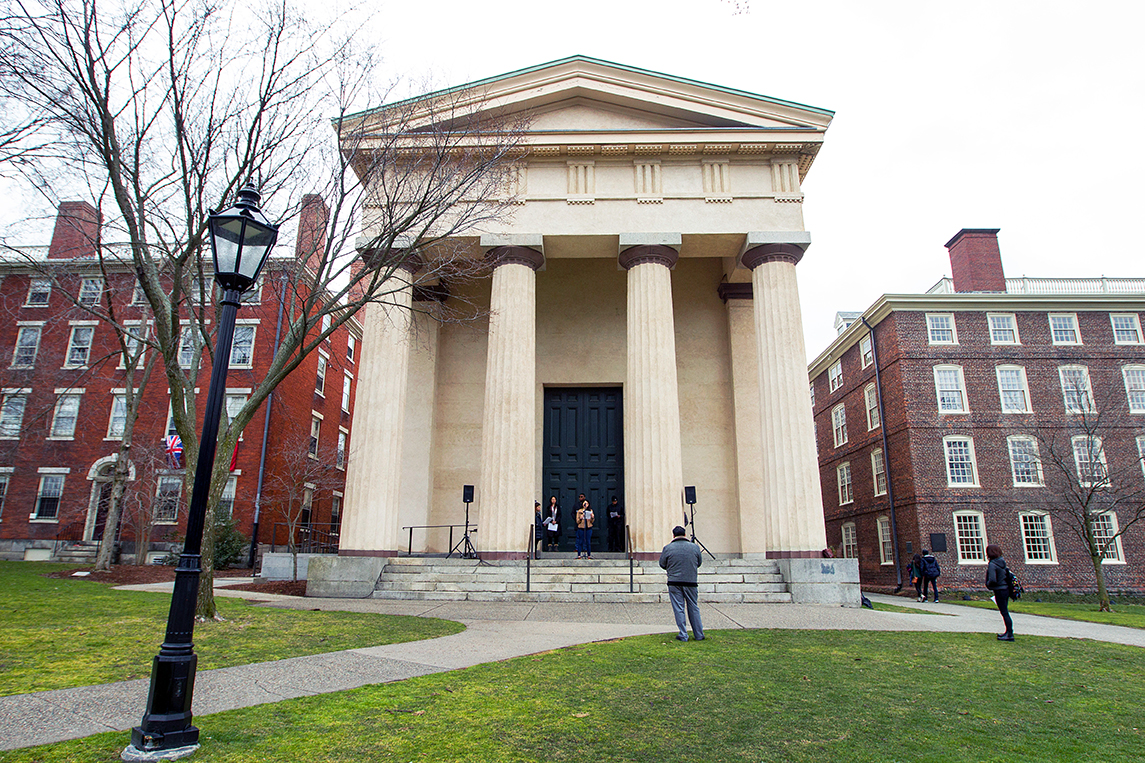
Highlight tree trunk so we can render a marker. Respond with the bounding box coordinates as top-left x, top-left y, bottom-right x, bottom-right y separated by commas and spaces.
1090, 553, 1112, 612
95, 419, 138, 570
